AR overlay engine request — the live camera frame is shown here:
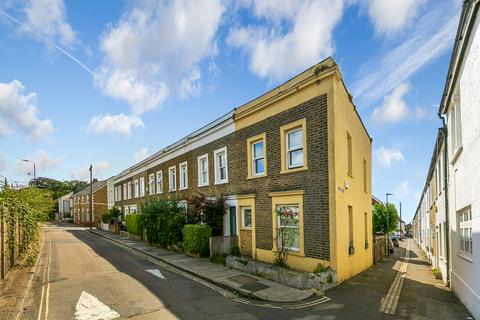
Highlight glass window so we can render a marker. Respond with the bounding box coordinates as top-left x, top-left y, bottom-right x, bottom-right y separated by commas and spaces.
139, 177, 145, 197
156, 171, 163, 194
458, 208, 472, 255
198, 154, 209, 186
180, 162, 188, 189
276, 205, 300, 252
242, 207, 252, 228
127, 181, 132, 199
148, 174, 155, 195
252, 141, 265, 175
214, 147, 228, 184
287, 129, 303, 169
134, 179, 139, 198
169, 166, 176, 191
